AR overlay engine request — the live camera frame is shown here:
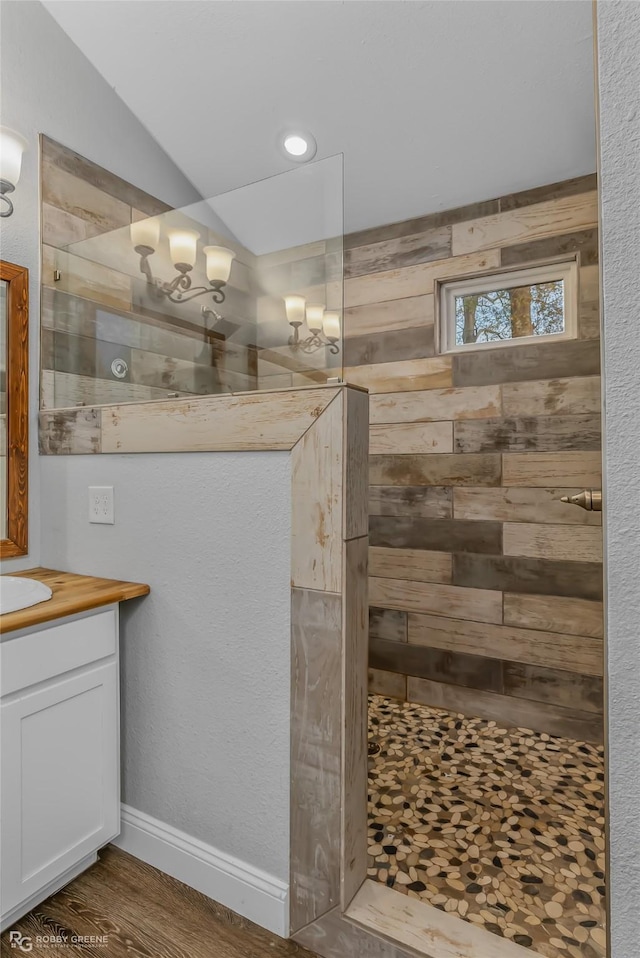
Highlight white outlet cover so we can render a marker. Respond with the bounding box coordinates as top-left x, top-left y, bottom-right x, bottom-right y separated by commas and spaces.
89, 486, 115, 524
